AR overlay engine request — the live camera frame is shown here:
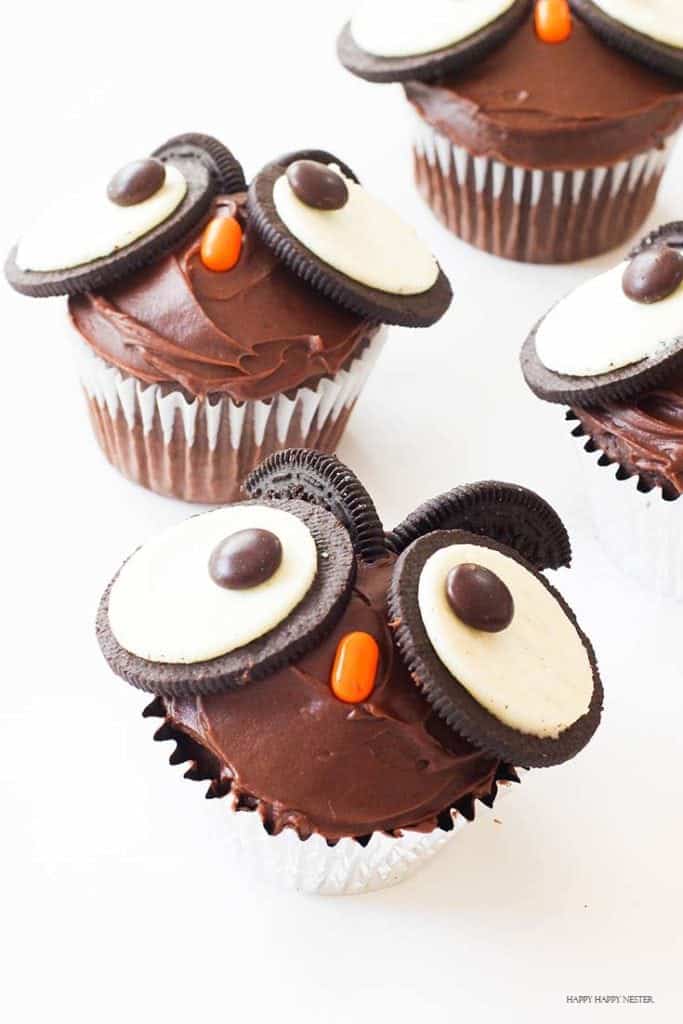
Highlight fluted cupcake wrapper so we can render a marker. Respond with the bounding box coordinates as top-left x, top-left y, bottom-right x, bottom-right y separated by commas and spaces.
72, 329, 386, 503
568, 418, 683, 602
146, 700, 516, 896
410, 108, 678, 263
